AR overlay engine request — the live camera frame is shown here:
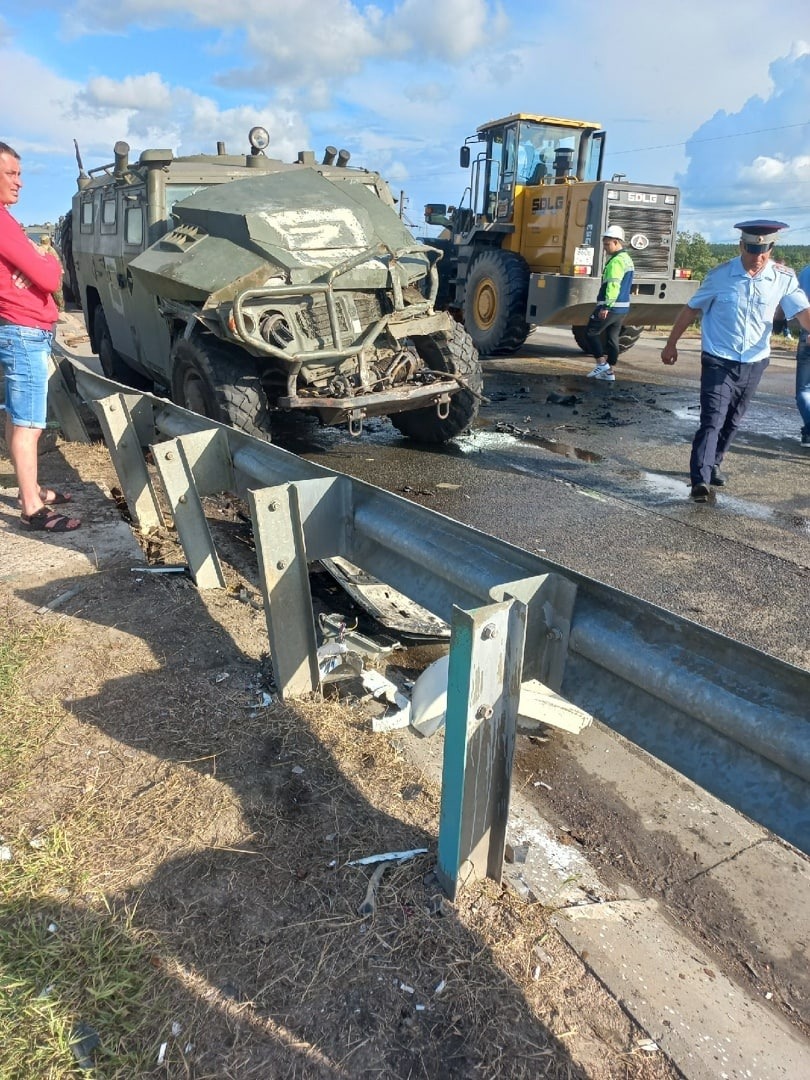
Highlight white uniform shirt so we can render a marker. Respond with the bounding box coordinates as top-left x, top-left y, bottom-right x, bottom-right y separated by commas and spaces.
688, 257, 809, 363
